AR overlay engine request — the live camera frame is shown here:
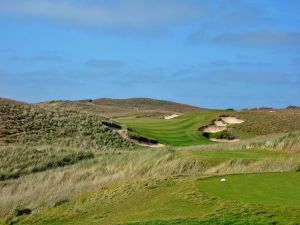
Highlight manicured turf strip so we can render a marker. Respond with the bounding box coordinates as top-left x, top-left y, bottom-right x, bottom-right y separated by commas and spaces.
197, 172, 300, 207
116, 111, 220, 146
